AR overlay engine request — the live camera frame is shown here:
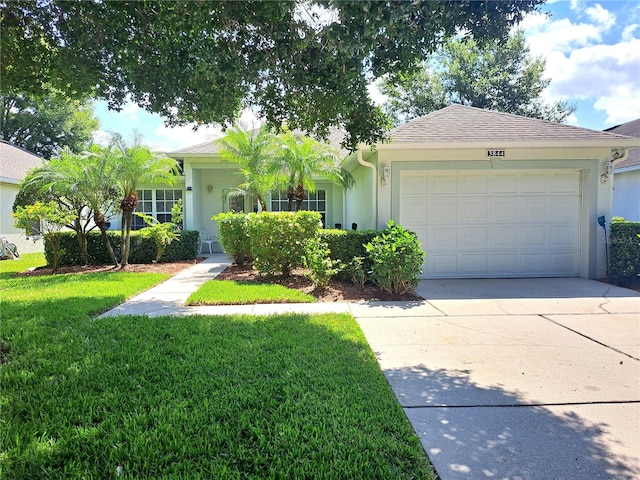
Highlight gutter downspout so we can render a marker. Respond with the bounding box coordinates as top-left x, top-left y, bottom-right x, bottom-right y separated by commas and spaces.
357, 150, 377, 229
